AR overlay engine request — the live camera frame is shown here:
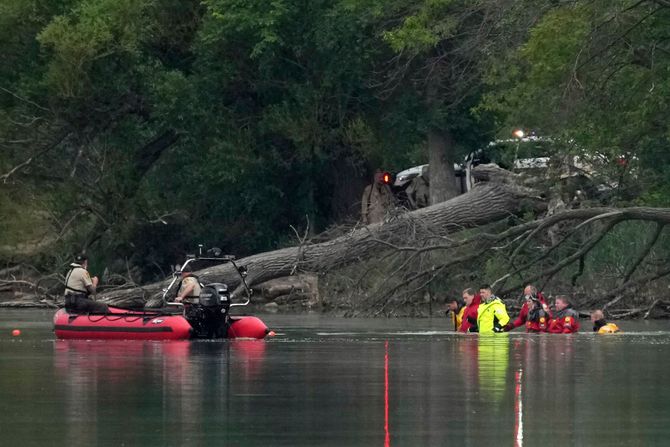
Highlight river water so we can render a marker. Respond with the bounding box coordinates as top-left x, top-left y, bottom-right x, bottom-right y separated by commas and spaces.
1, 310, 669, 446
